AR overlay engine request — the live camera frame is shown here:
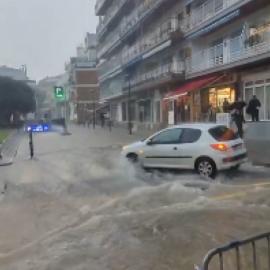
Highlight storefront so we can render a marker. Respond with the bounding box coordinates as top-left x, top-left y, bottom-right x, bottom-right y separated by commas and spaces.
163, 76, 220, 124
200, 85, 236, 121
